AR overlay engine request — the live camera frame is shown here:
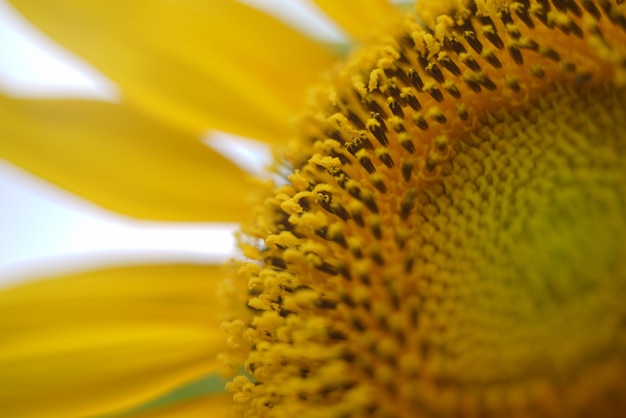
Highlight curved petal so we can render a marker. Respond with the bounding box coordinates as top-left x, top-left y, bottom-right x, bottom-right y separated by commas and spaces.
8, 0, 337, 143
0, 94, 255, 222
0, 263, 232, 418
312, 0, 400, 41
